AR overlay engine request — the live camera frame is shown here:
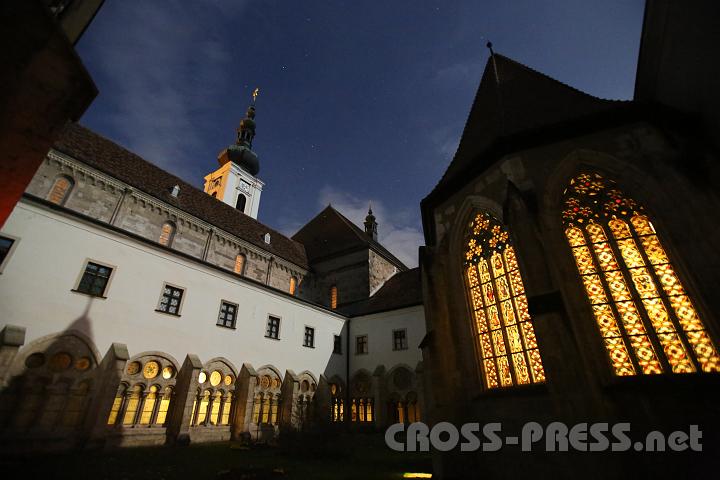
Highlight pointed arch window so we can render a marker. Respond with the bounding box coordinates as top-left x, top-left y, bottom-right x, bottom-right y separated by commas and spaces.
463, 212, 546, 389
562, 172, 720, 375
47, 175, 74, 205
159, 222, 175, 247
